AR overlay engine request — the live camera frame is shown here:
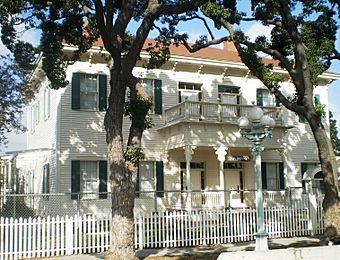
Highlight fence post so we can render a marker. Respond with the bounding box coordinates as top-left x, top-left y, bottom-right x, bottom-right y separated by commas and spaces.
65, 216, 74, 255
138, 213, 143, 250
77, 194, 80, 217
308, 193, 317, 235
